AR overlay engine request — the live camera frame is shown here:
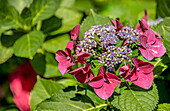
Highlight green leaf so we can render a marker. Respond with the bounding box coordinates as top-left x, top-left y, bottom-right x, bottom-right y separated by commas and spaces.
154, 17, 170, 35
112, 83, 159, 111
30, 76, 77, 111
0, 0, 23, 33
13, 31, 45, 59
44, 52, 61, 77
36, 88, 106, 111
41, 16, 62, 34
156, 0, 170, 18
79, 9, 112, 39
7, 0, 33, 14
0, 43, 13, 64
157, 103, 170, 111
42, 34, 70, 53
162, 25, 170, 58
30, 0, 61, 25
60, 0, 75, 8
31, 53, 45, 75
50, 7, 83, 35
91, 60, 103, 77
